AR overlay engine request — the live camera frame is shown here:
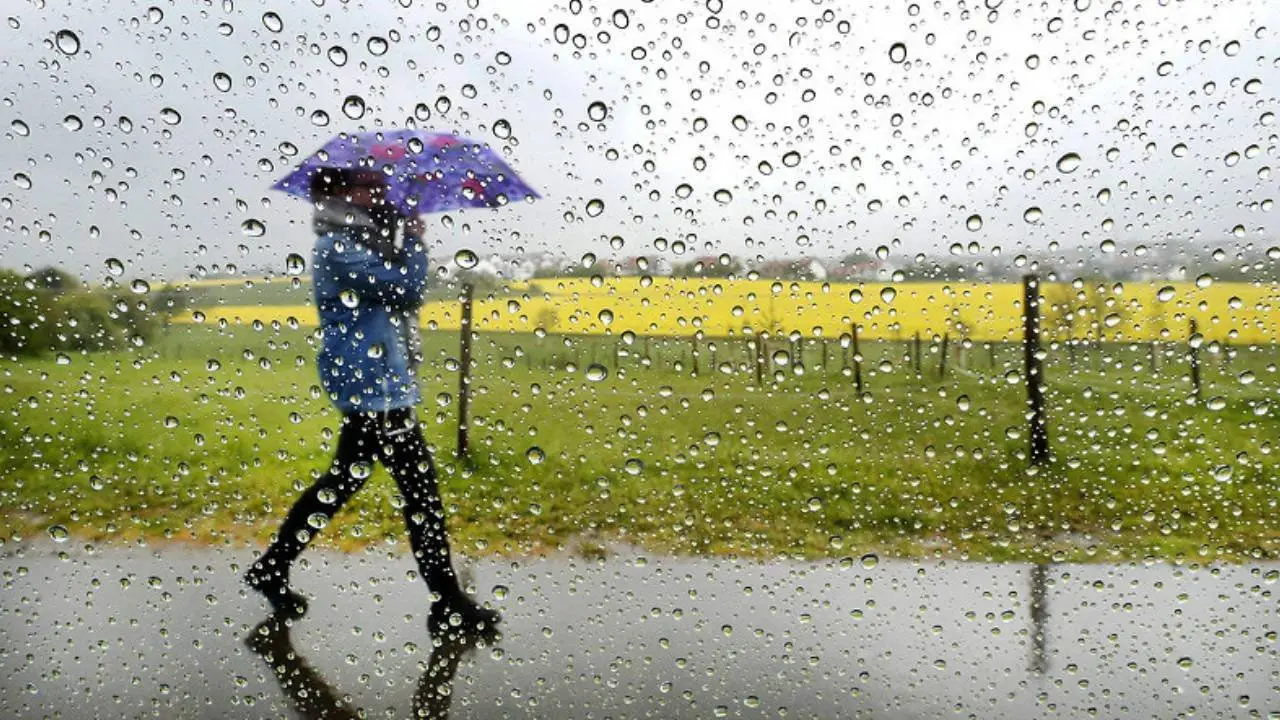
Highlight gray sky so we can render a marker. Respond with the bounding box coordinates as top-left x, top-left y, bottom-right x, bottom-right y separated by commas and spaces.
0, 0, 1277, 283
